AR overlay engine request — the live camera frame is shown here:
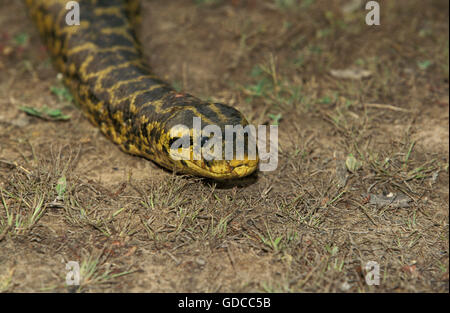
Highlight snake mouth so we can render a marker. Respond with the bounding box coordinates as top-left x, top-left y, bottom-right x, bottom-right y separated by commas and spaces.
179, 157, 259, 180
